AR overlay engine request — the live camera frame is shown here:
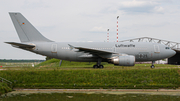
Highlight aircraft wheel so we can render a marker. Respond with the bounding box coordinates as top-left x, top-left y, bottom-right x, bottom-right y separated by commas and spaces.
93, 65, 98, 68
151, 65, 155, 69
99, 65, 104, 68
